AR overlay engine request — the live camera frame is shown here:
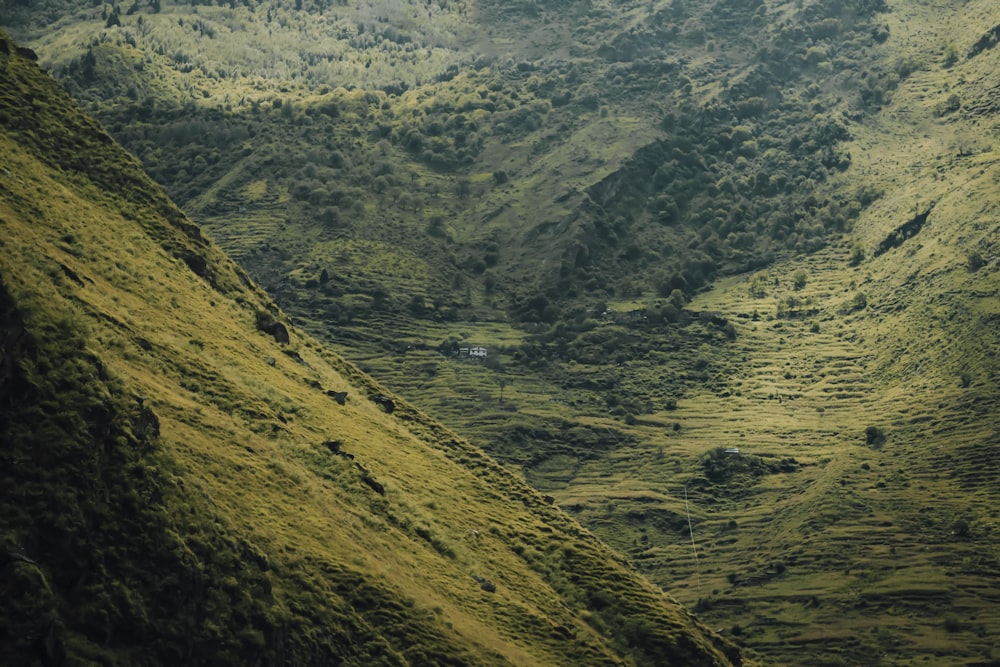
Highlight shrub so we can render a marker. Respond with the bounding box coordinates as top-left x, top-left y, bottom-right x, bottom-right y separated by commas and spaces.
850, 244, 865, 266
967, 250, 984, 272
865, 425, 885, 447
